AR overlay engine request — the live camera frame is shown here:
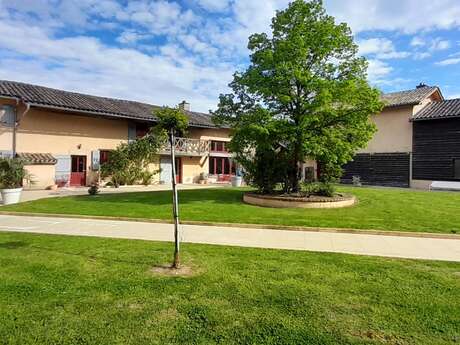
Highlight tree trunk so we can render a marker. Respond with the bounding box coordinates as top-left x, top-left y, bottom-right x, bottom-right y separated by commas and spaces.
169, 130, 180, 269
290, 137, 302, 193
